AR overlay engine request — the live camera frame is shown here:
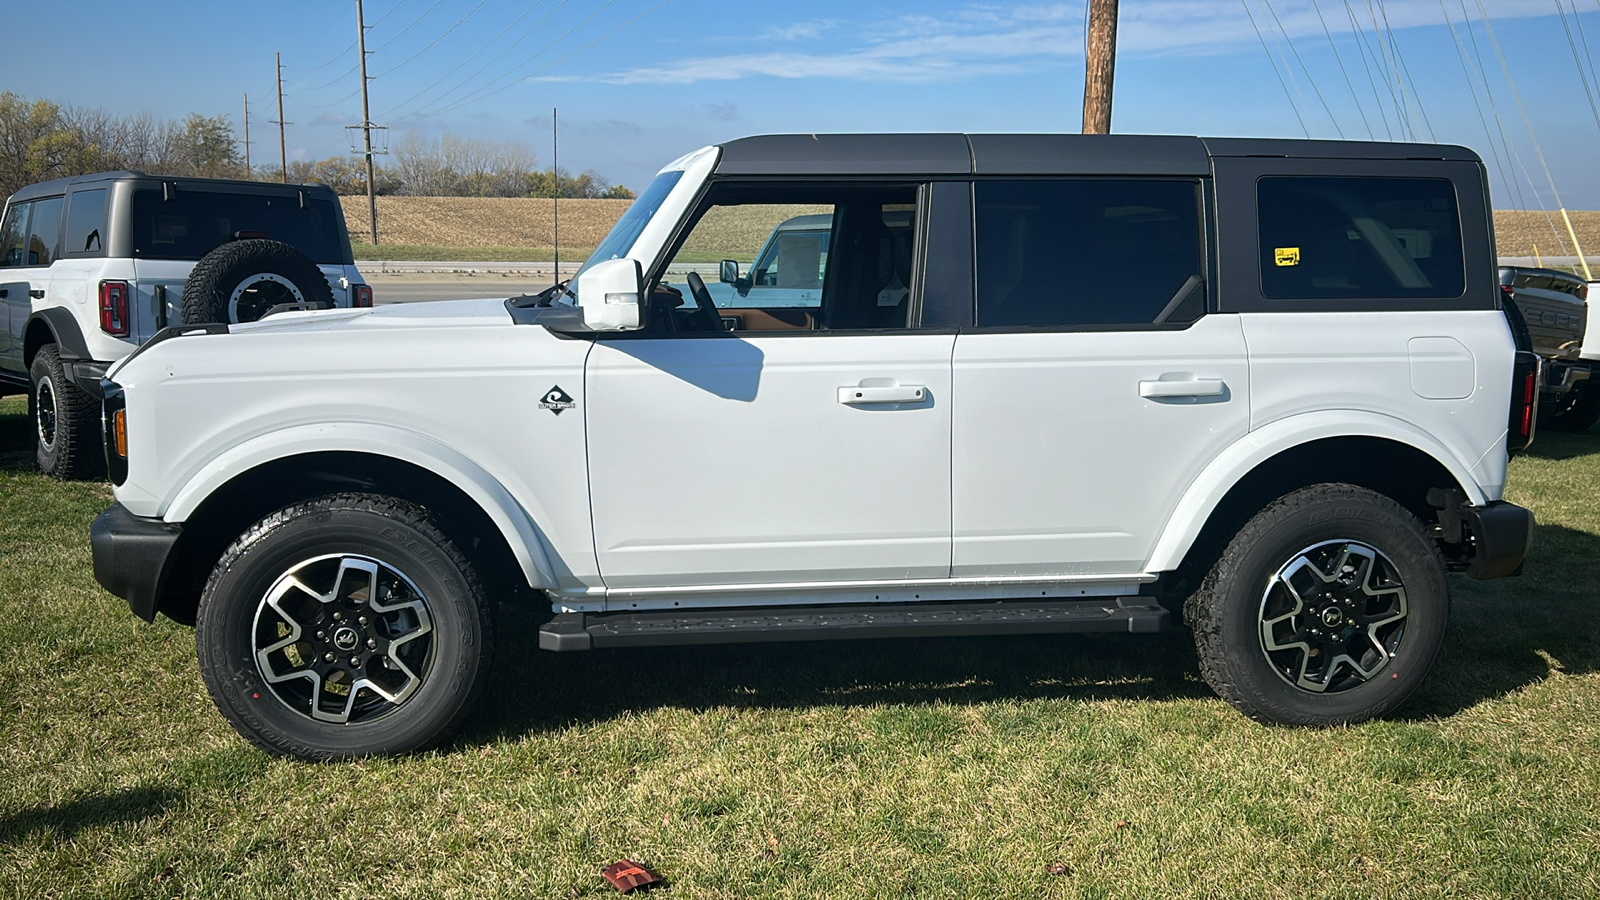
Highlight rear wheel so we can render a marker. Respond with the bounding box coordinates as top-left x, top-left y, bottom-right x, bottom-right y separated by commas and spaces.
196, 494, 494, 759
30, 344, 103, 480
1186, 484, 1448, 726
